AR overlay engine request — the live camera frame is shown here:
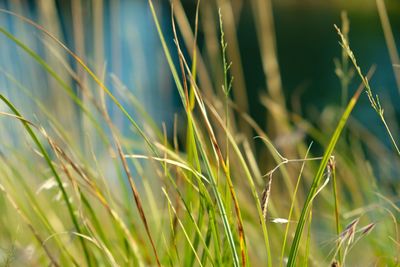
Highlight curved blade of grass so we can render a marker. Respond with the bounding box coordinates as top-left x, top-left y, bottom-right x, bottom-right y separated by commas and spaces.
0, 9, 155, 155
110, 74, 165, 142
286, 74, 366, 266
0, 10, 168, 265
169, 11, 203, 263
174, 30, 249, 266
0, 155, 80, 265
101, 93, 161, 266
147, 2, 240, 265
177, 31, 249, 263
0, 15, 188, 264
0, 13, 218, 266
39, 128, 140, 264
147, 143, 223, 265
3, 5, 254, 266
0, 94, 93, 266
280, 143, 312, 267
0, 183, 60, 267
163, 187, 204, 267
144, 144, 221, 265
0, 27, 108, 146
205, 101, 272, 267
0, 69, 76, 148
0, 9, 185, 266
